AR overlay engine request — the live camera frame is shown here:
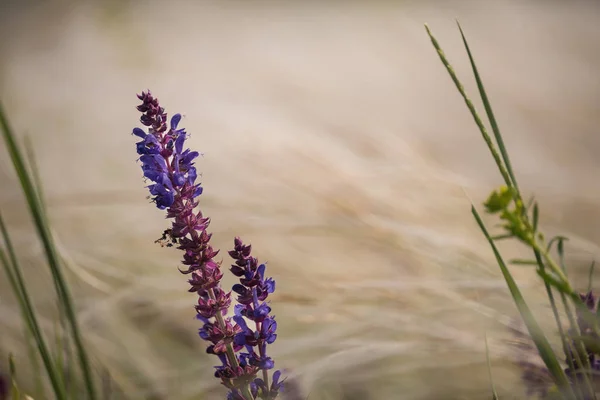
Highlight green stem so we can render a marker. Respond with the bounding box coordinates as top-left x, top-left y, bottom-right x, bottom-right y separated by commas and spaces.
0, 103, 98, 400
533, 244, 572, 289
424, 24, 512, 189
0, 218, 67, 399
